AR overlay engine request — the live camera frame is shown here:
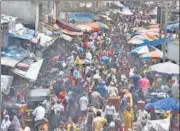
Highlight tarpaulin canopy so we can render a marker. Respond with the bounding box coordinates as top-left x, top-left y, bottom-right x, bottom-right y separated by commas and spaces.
1, 75, 13, 94
146, 97, 179, 111
139, 37, 173, 47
